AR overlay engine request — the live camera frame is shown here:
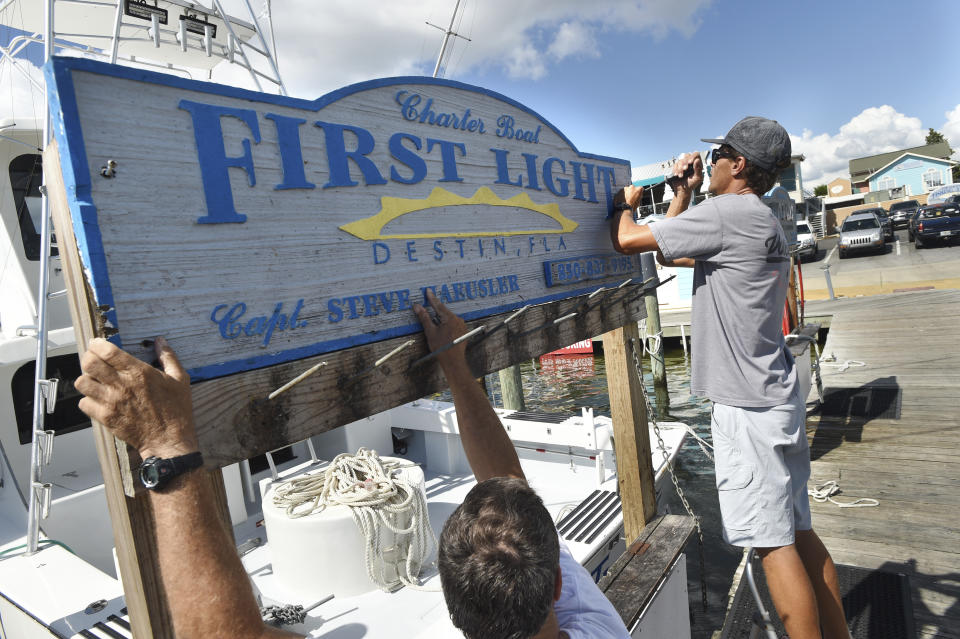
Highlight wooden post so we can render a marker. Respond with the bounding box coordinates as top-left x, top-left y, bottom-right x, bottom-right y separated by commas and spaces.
45, 142, 233, 639
498, 364, 526, 411
644, 293, 667, 389
602, 322, 657, 541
